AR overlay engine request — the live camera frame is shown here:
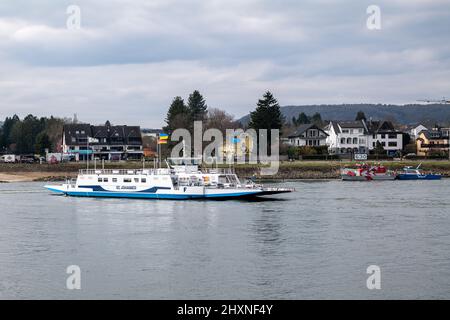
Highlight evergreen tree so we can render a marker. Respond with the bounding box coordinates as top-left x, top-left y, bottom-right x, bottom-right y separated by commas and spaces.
187, 90, 208, 123
374, 141, 385, 155
0, 115, 20, 150
164, 96, 189, 134
296, 112, 309, 125
355, 111, 367, 121
35, 132, 52, 155
248, 91, 283, 153
311, 112, 323, 125
0, 128, 4, 151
